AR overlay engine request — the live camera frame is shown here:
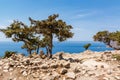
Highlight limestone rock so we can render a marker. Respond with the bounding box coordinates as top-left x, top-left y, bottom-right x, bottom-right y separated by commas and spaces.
66, 72, 75, 79
50, 63, 58, 68
22, 71, 27, 76
60, 68, 68, 75
41, 64, 48, 69
64, 62, 70, 68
